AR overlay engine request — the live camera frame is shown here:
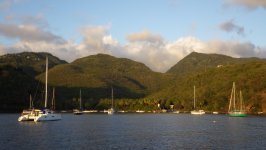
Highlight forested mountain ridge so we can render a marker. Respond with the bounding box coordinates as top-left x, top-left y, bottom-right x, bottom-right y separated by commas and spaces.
167, 52, 264, 76
1, 51, 266, 113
